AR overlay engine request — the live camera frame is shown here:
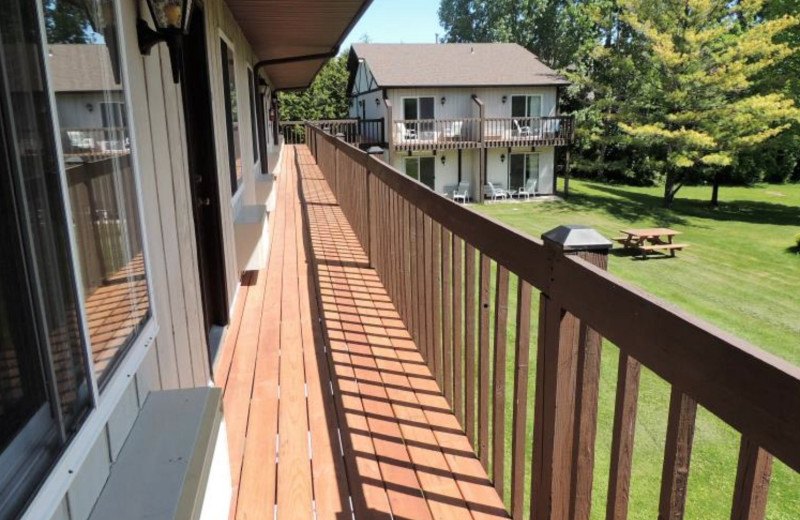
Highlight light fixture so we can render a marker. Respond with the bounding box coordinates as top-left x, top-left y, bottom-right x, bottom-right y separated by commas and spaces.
258, 78, 268, 95
86, 103, 94, 112
137, 0, 194, 83
501, 154, 506, 163
441, 155, 446, 165
375, 98, 381, 106
441, 97, 446, 105
502, 95, 508, 104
